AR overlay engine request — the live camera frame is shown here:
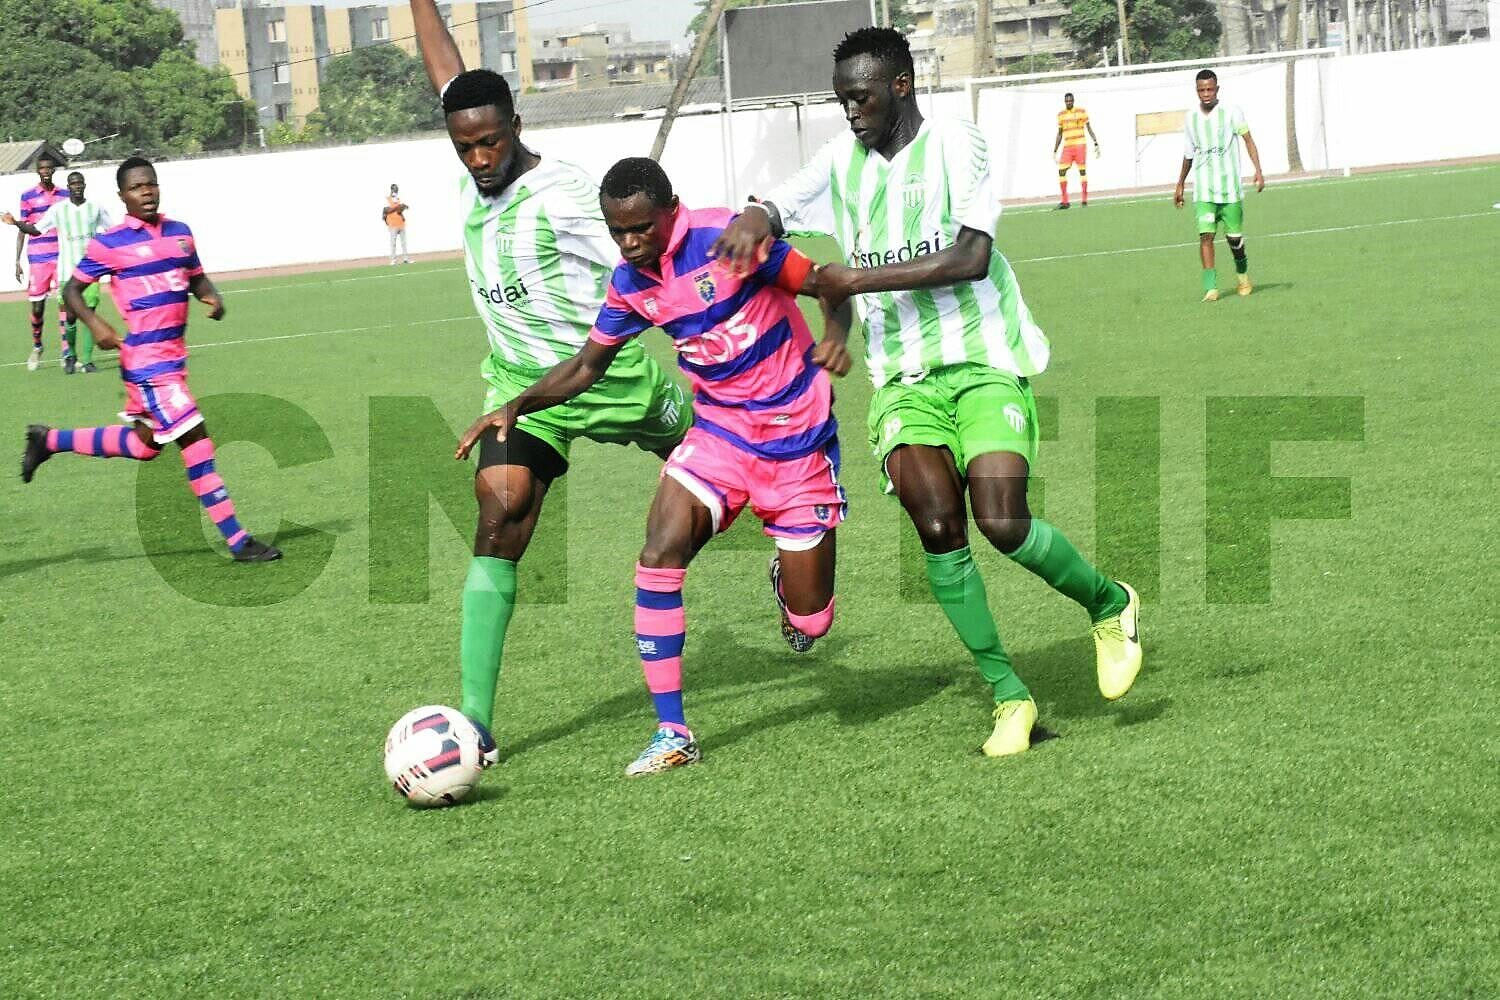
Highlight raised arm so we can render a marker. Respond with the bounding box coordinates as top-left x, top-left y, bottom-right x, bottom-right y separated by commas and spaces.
455, 338, 623, 459
409, 0, 465, 93
2, 211, 41, 237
